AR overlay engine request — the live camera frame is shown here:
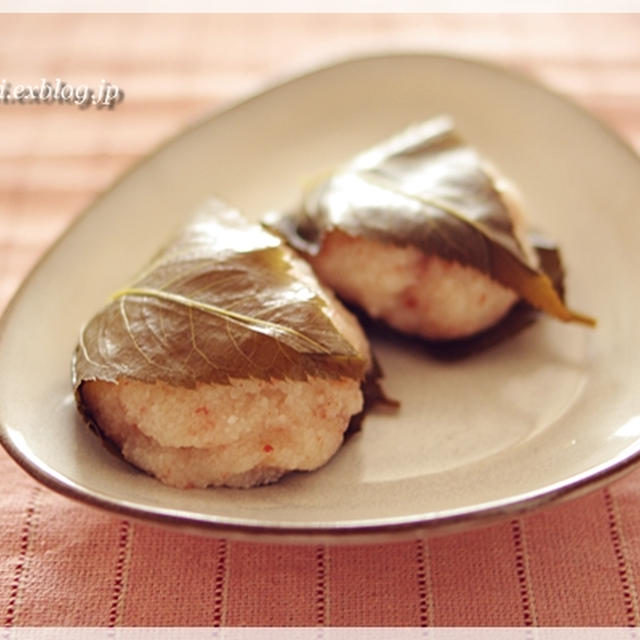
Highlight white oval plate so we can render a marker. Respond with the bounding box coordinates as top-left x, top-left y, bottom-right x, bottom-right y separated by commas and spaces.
1, 53, 639, 544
